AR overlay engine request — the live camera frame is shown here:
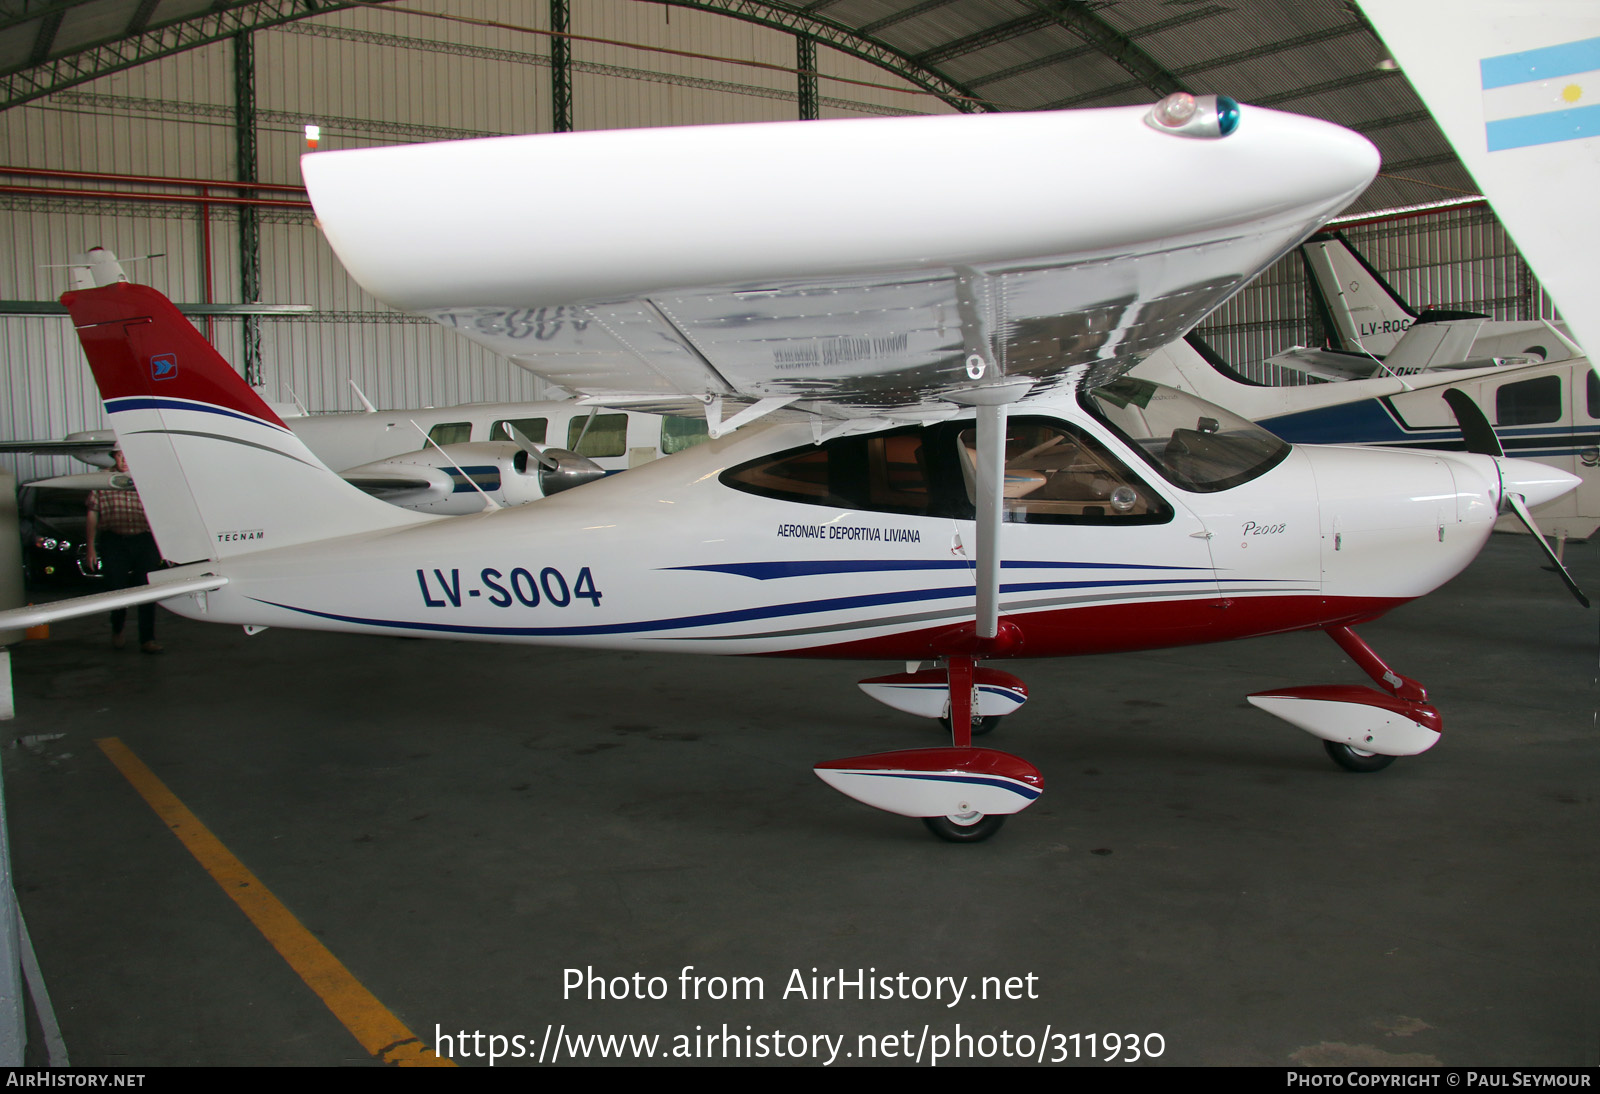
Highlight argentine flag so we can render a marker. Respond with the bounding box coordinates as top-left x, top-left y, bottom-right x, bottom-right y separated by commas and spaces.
1481, 36, 1600, 151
